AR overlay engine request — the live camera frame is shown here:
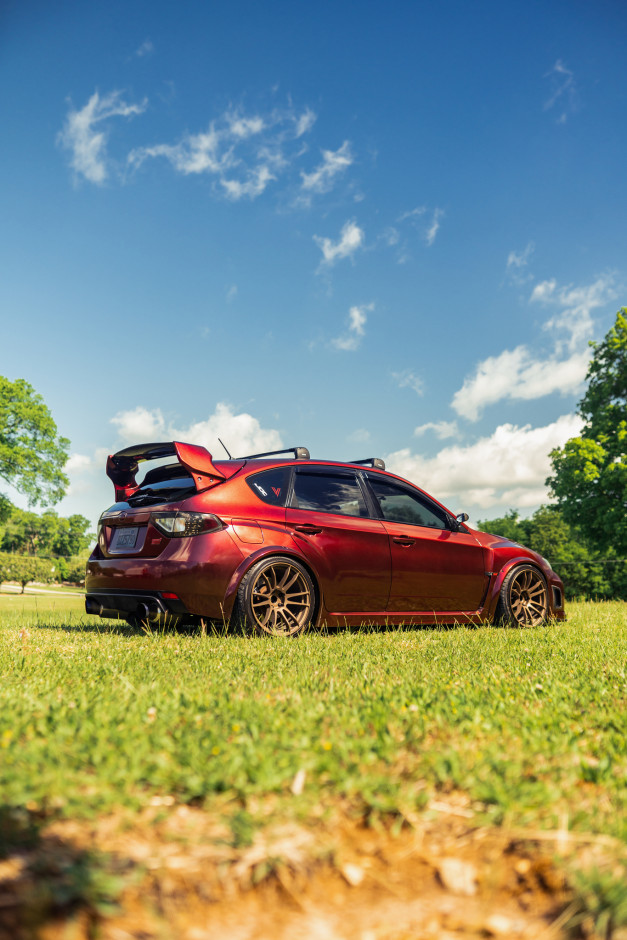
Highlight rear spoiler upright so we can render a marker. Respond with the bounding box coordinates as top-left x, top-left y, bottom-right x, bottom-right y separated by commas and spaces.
106, 441, 227, 502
